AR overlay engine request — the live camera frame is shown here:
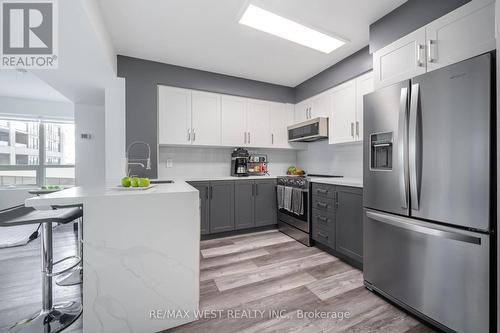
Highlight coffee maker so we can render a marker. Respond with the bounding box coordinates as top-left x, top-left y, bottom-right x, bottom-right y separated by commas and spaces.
231, 148, 249, 177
